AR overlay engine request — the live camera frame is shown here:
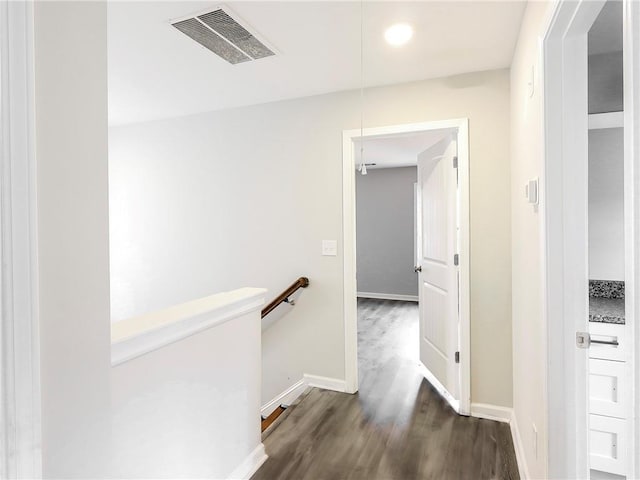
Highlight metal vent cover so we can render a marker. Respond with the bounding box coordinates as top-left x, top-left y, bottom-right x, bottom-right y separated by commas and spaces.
172, 7, 275, 65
